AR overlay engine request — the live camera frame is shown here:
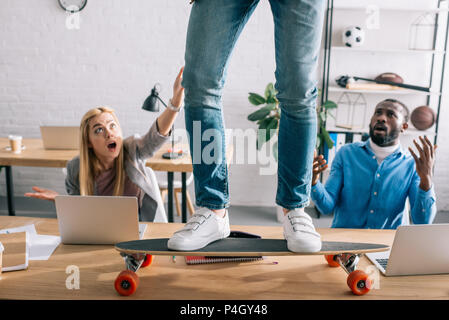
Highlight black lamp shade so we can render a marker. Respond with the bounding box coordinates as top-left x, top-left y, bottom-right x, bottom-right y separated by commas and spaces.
142, 95, 160, 112
142, 88, 160, 112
